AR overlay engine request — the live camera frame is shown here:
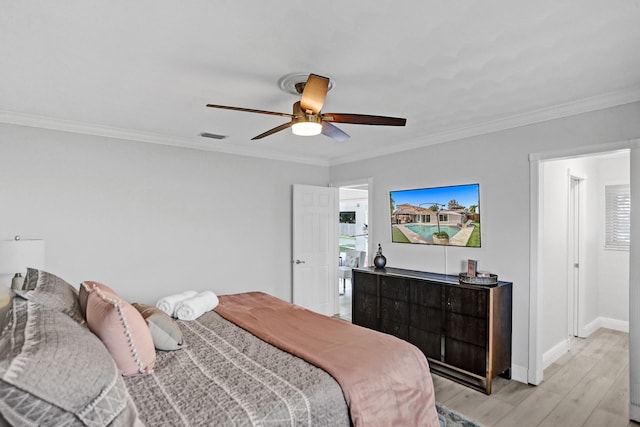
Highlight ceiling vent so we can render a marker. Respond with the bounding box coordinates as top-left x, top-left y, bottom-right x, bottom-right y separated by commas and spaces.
200, 132, 228, 140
